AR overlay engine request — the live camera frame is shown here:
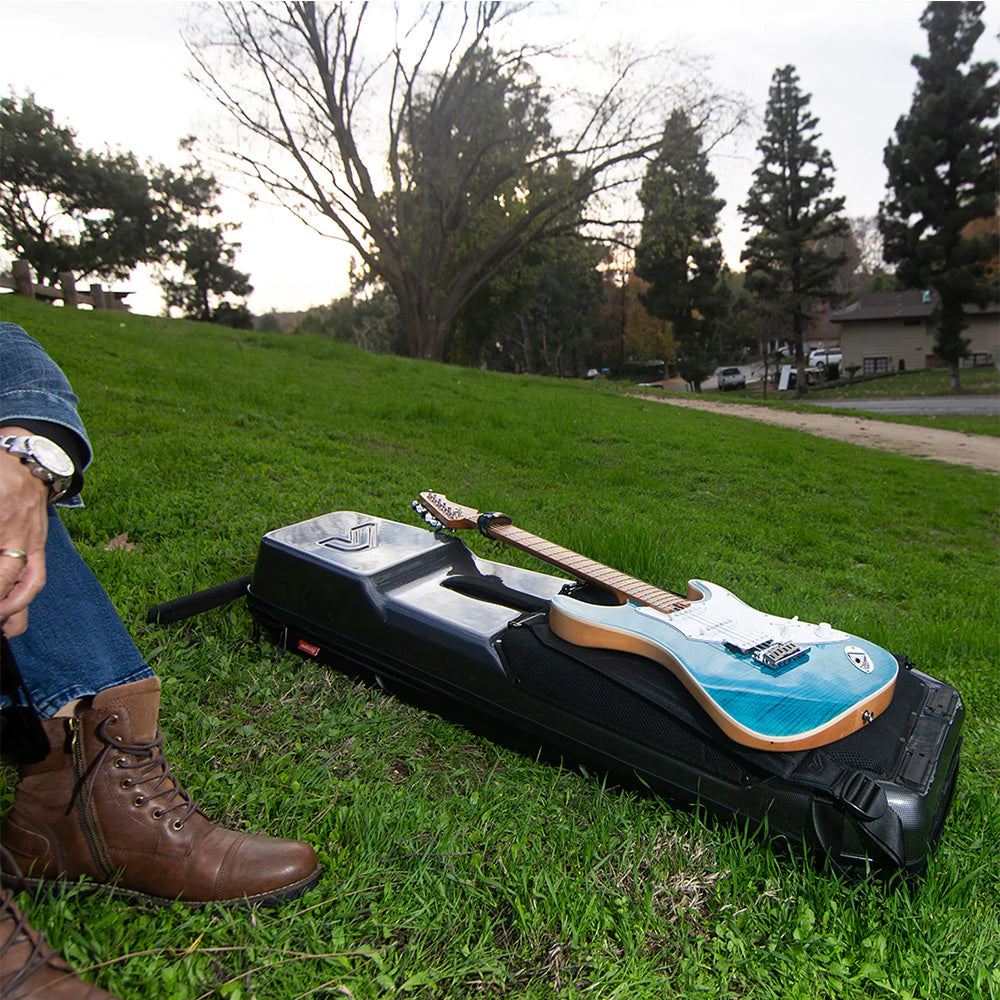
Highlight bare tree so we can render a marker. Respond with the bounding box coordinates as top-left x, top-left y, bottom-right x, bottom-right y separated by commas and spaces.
186, 2, 744, 360
849, 215, 888, 284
